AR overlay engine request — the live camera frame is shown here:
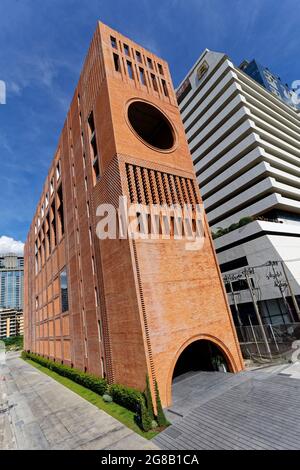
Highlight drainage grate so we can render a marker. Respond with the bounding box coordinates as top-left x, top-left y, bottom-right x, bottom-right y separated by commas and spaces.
164, 426, 182, 439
